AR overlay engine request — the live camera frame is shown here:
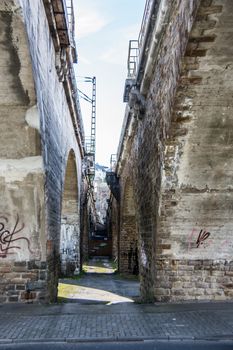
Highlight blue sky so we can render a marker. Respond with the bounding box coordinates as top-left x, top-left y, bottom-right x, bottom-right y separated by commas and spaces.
74, 0, 146, 166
